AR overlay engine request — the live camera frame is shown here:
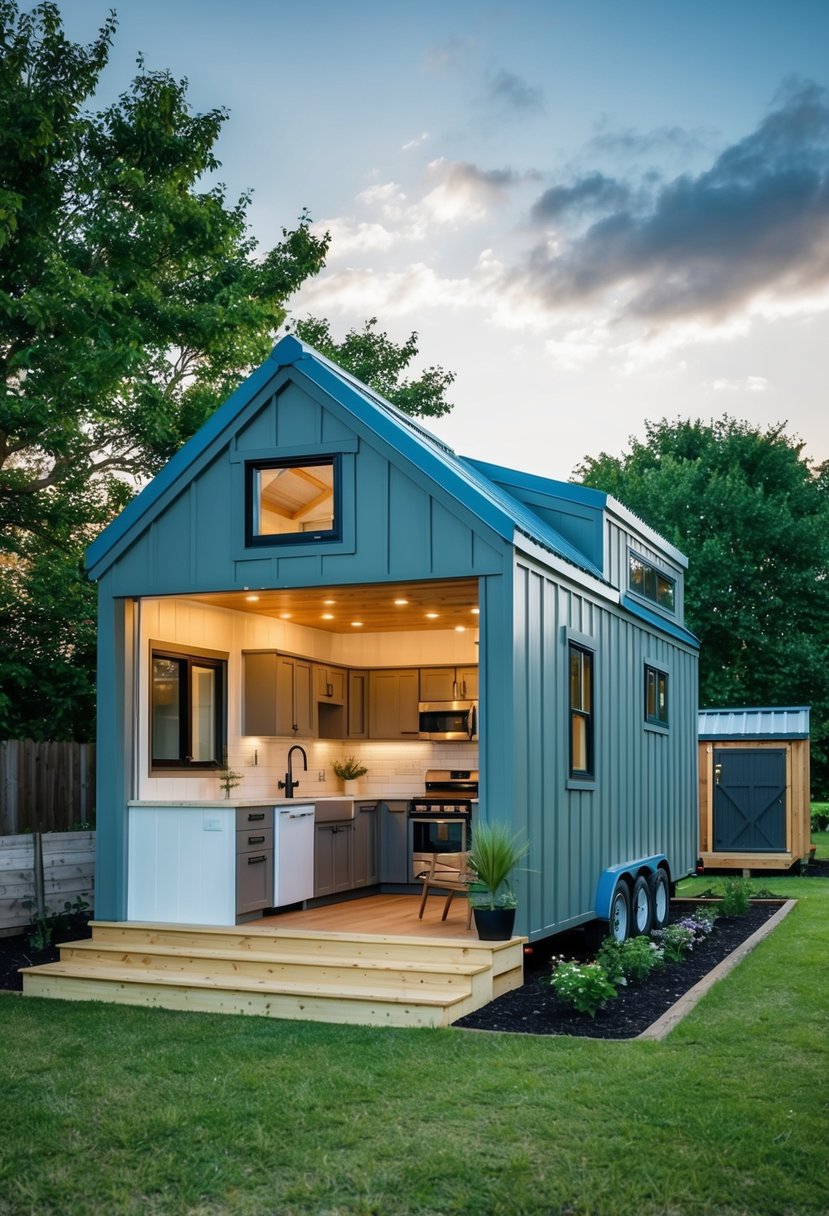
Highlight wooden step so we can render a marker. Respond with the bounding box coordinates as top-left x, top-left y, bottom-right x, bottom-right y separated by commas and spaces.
21, 919, 526, 1029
